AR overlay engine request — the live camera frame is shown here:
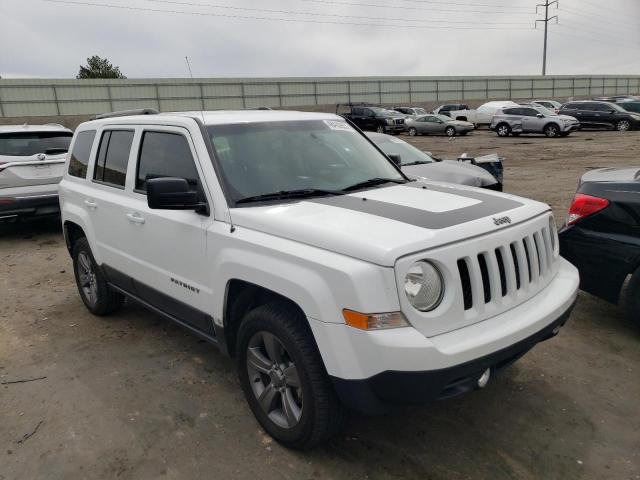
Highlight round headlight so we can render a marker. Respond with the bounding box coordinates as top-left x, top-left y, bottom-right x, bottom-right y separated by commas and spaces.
404, 261, 444, 312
